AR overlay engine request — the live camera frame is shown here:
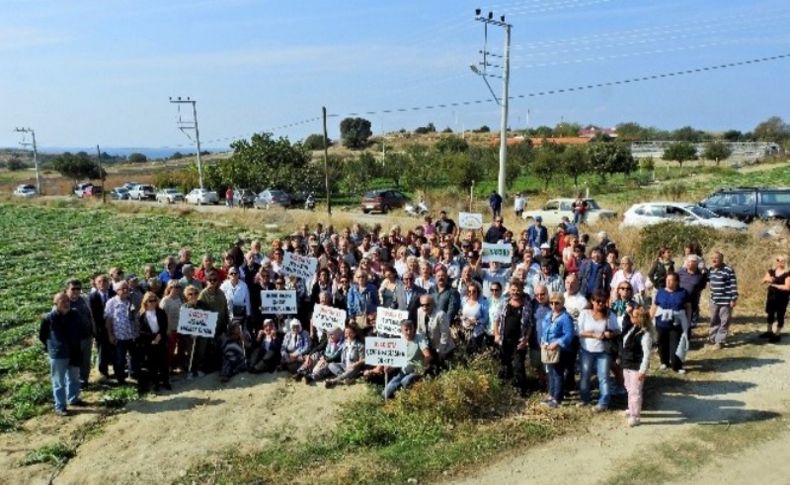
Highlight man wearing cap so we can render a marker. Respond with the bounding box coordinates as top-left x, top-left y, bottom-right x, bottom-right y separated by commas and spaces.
536, 243, 560, 276
527, 217, 548, 254
484, 216, 507, 244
